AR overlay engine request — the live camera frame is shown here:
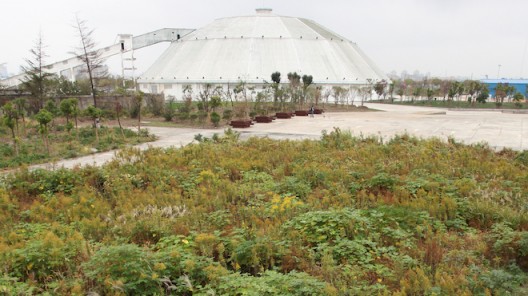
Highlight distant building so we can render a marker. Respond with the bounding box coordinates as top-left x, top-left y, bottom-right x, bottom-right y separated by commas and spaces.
480, 79, 528, 97
0, 63, 7, 79
138, 8, 389, 98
